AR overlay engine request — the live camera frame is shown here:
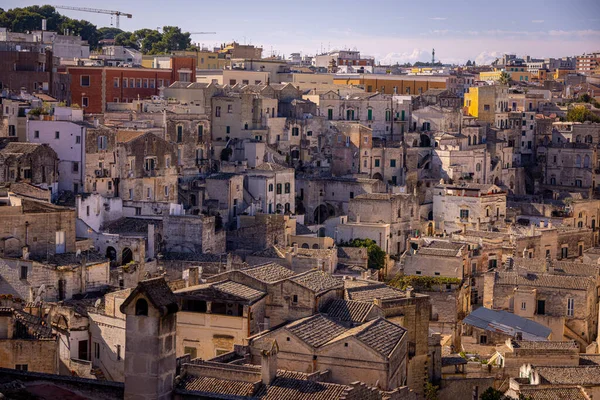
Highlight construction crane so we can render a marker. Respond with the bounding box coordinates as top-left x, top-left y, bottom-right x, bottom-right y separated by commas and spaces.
54, 5, 132, 29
